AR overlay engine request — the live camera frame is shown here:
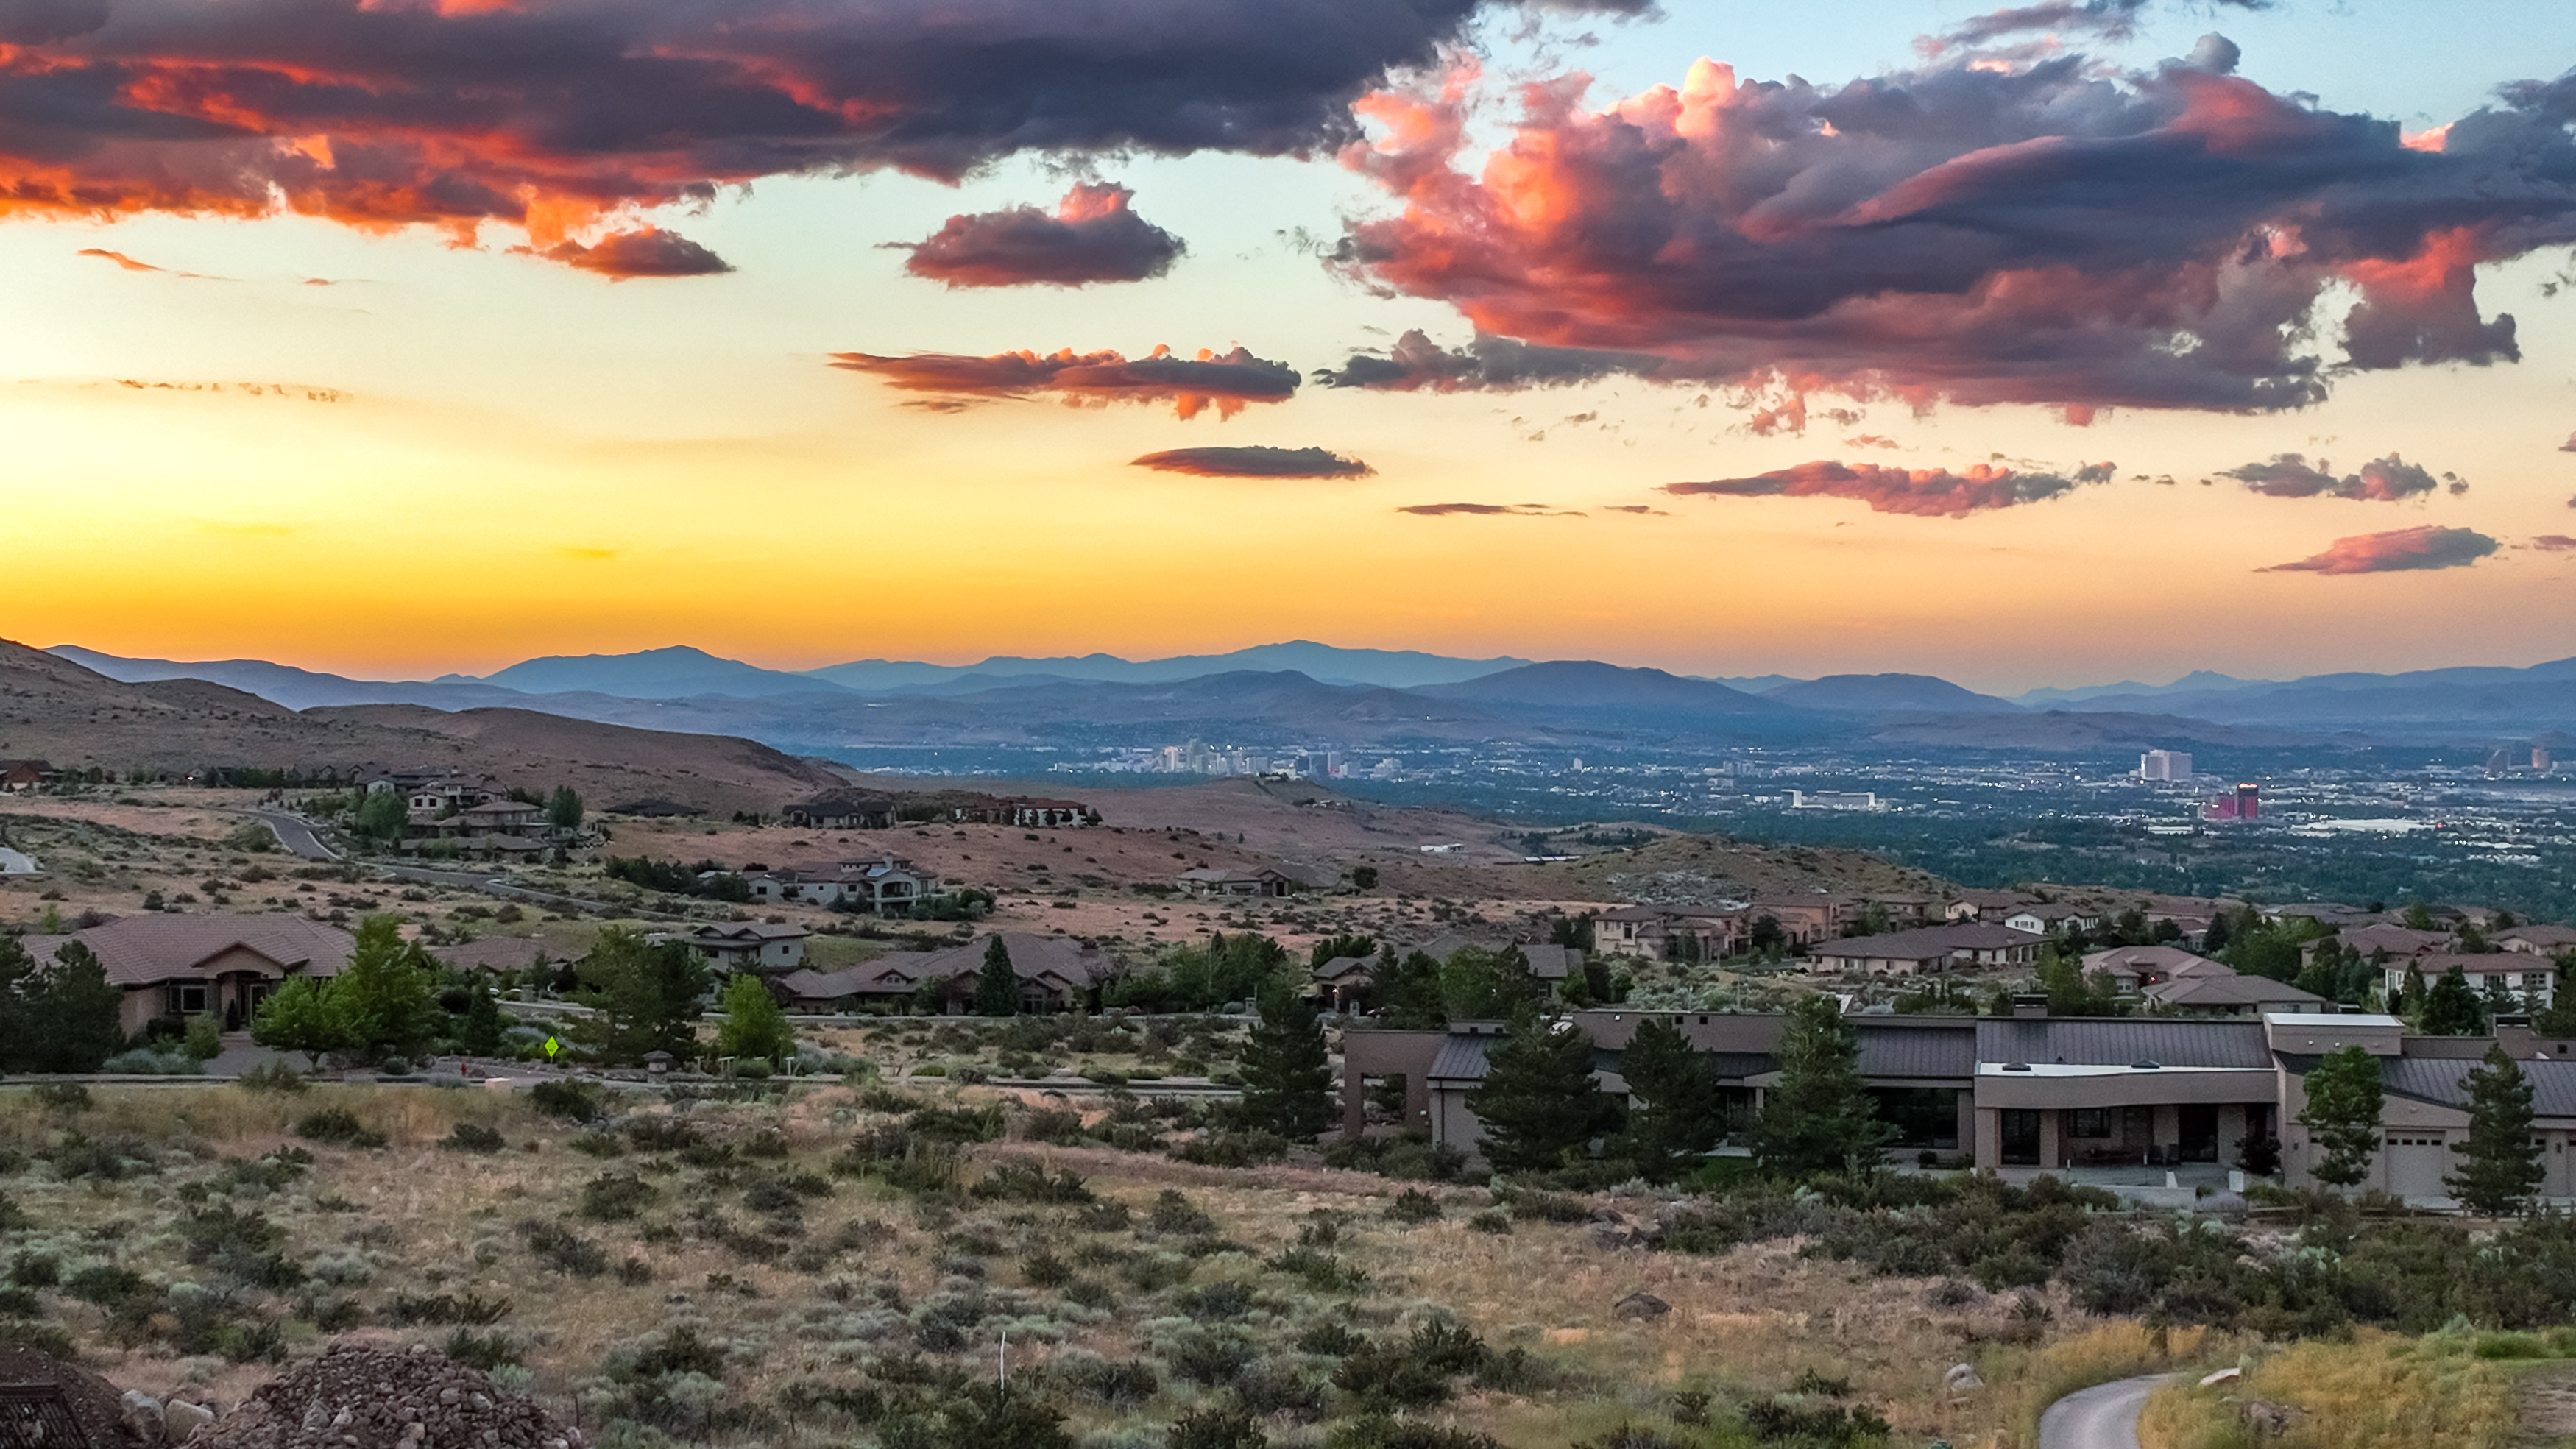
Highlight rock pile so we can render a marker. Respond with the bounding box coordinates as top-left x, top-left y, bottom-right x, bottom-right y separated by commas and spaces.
0, 1344, 149, 1448
197, 1343, 578, 1449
